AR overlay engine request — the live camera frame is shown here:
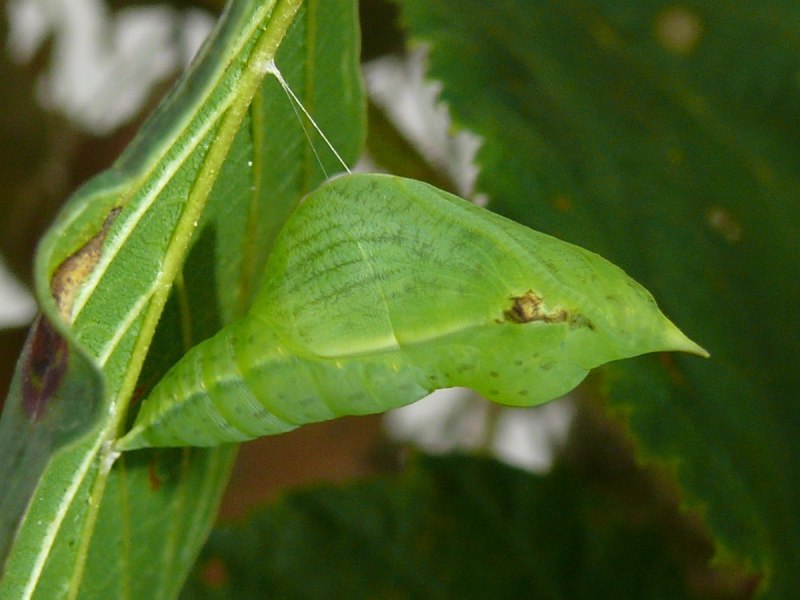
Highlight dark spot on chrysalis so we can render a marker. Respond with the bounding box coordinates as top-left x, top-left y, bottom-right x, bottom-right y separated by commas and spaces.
21, 315, 69, 421
489, 371, 499, 378
569, 314, 595, 330
503, 290, 568, 324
